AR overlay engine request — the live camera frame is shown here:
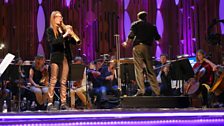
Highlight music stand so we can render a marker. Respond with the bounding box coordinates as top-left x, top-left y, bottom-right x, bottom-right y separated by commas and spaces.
69, 64, 86, 107
0, 53, 15, 77
0, 53, 15, 112
70, 64, 85, 81
21, 65, 32, 79
120, 63, 136, 95
1, 63, 31, 112
170, 59, 194, 94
